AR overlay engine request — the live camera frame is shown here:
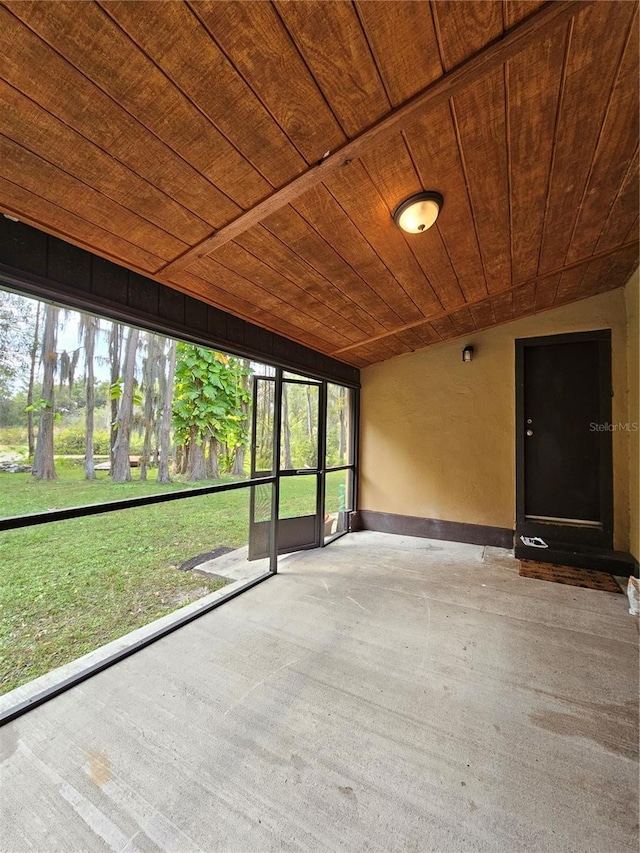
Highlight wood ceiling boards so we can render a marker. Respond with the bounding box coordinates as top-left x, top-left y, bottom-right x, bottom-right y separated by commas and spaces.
0, 0, 638, 367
